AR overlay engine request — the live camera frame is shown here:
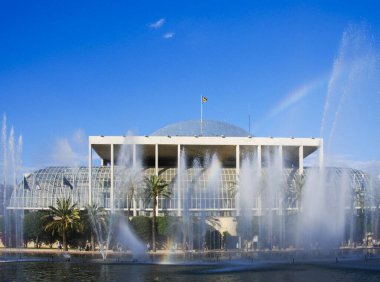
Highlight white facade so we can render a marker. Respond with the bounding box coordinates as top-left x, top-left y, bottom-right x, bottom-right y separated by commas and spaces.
89, 135, 323, 215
